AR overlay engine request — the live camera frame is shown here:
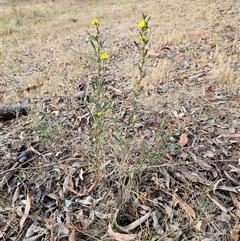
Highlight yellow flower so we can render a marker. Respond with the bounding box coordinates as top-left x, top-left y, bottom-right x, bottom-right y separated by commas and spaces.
100, 52, 109, 60
138, 20, 145, 28
140, 35, 146, 41
97, 111, 104, 117
91, 19, 99, 25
